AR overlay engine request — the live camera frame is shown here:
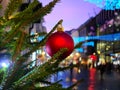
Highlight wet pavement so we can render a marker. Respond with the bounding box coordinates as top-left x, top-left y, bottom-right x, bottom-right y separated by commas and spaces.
51, 67, 120, 90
